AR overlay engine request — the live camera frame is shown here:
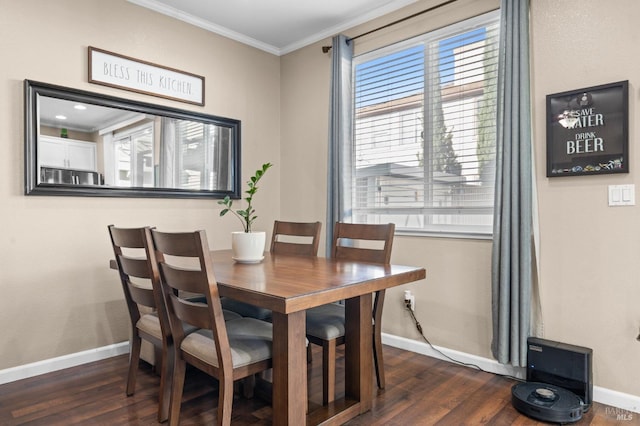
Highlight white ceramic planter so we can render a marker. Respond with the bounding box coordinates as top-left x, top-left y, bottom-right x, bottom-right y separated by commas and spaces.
231, 231, 266, 263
